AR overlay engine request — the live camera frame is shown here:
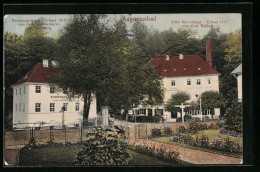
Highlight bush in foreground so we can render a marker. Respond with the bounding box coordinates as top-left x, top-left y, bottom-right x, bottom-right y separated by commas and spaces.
74, 127, 132, 165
